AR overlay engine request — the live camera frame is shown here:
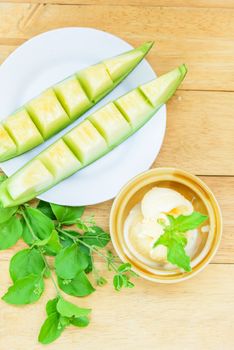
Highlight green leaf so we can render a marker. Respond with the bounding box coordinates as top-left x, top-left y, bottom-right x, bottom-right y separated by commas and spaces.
113, 275, 124, 291
21, 218, 34, 245
33, 230, 62, 255
58, 271, 95, 297
50, 203, 85, 225
0, 206, 18, 224
79, 244, 93, 273
37, 200, 56, 220
117, 263, 132, 273
0, 216, 22, 250
166, 212, 208, 233
46, 297, 59, 316
9, 248, 45, 282
56, 298, 91, 318
82, 226, 110, 247
2, 274, 44, 305
59, 230, 80, 248
167, 239, 191, 272
25, 207, 54, 240
55, 244, 89, 279
38, 313, 64, 345
71, 316, 90, 328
